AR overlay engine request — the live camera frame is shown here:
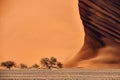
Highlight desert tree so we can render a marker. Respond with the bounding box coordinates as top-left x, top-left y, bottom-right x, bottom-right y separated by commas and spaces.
40, 57, 63, 69
19, 64, 28, 69
40, 58, 50, 69
49, 57, 57, 67
0, 61, 16, 69
57, 62, 63, 68
31, 64, 40, 69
